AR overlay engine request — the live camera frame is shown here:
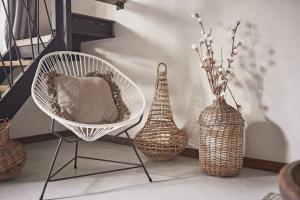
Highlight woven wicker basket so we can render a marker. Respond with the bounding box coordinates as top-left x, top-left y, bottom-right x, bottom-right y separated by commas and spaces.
134, 63, 187, 161
198, 97, 244, 177
0, 119, 26, 181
